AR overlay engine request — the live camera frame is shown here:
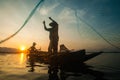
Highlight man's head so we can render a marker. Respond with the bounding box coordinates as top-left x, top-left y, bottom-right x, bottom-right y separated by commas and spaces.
33, 42, 36, 46
49, 22, 57, 27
